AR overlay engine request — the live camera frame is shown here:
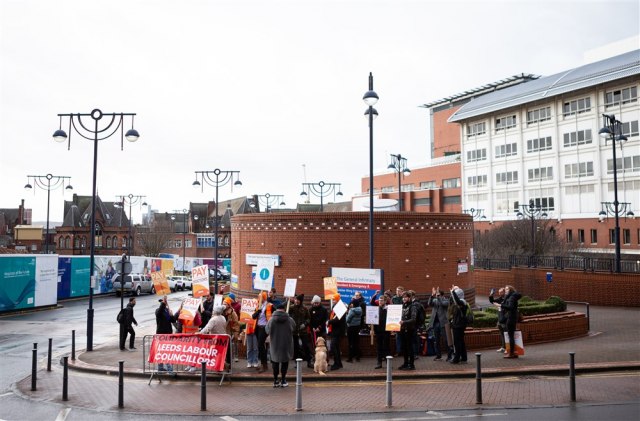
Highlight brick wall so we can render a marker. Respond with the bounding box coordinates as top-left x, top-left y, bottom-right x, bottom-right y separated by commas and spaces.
474, 267, 640, 307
